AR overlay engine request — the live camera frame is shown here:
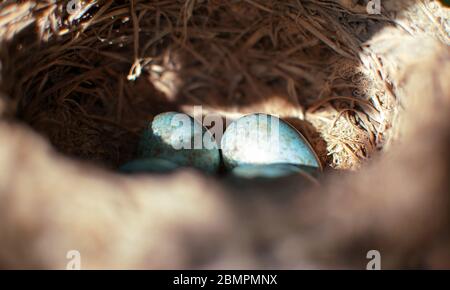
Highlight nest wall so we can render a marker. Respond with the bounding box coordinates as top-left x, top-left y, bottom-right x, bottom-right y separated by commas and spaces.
0, 0, 449, 269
